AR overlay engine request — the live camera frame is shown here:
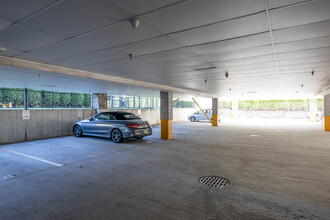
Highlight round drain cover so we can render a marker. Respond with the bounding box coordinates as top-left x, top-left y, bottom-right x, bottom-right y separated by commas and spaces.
199, 176, 229, 188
